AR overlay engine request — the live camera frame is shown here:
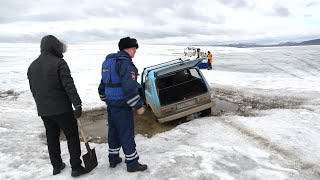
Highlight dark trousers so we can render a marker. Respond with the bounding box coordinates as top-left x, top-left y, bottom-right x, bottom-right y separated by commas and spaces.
41, 111, 82, 170
107, 105, 139, 167
207, 61, 212, 70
